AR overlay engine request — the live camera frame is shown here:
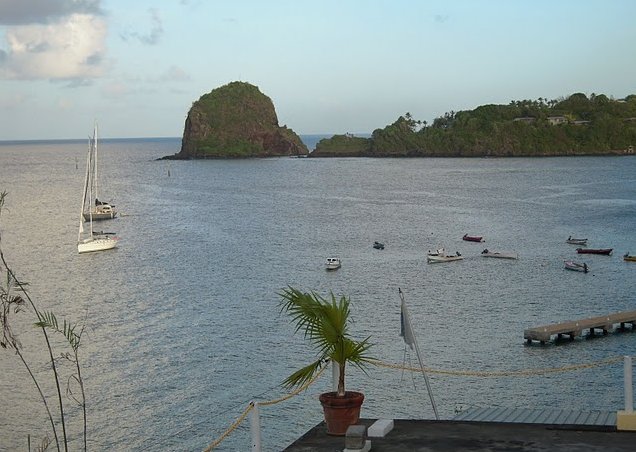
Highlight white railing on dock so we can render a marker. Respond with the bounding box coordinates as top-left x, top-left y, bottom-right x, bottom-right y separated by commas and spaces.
625, 356, 633, 413
251, 401, 262, 452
